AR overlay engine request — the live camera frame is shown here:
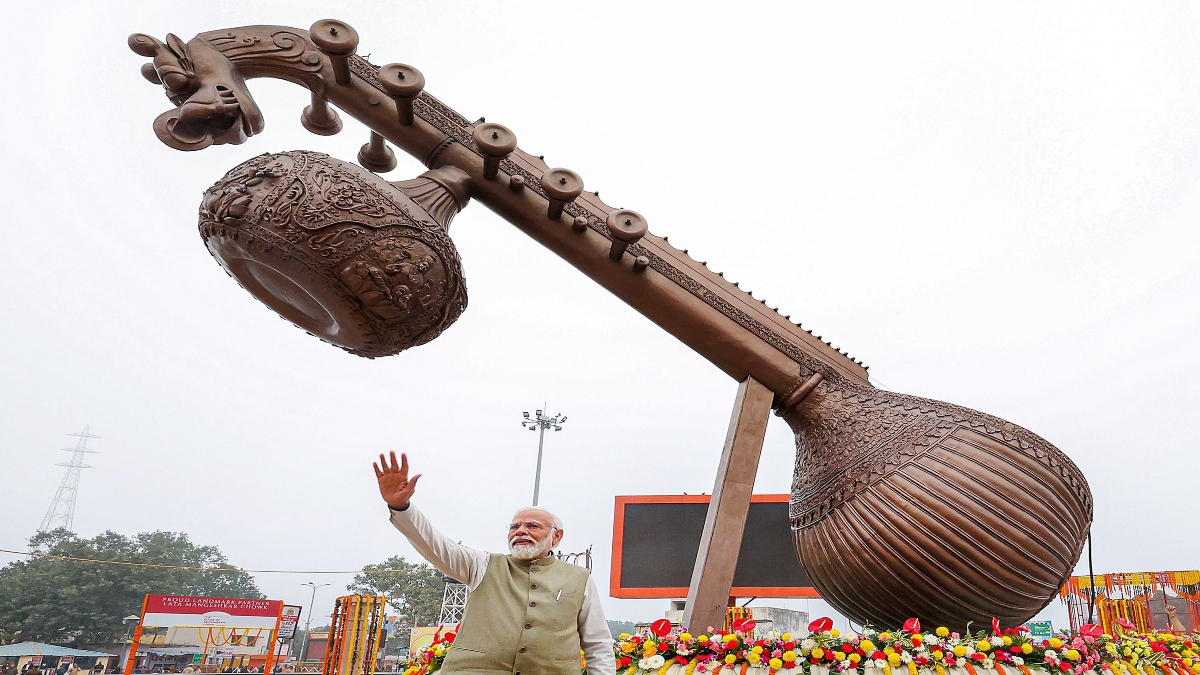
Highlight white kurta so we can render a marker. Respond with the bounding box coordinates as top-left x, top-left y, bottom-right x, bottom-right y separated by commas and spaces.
390, 504, 616, 675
